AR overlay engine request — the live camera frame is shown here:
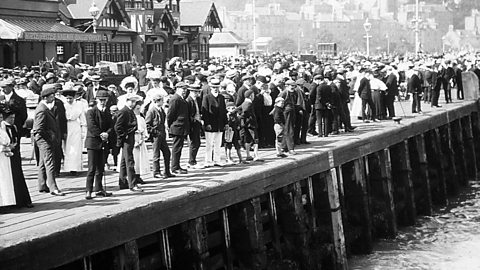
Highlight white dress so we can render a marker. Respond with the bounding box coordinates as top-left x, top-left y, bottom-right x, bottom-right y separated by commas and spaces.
0, 122, 16, 206
134, 114, 150, 175
63, 101, 86, 172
